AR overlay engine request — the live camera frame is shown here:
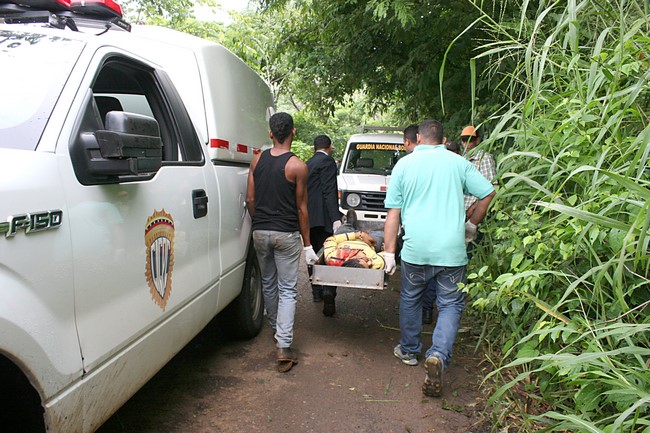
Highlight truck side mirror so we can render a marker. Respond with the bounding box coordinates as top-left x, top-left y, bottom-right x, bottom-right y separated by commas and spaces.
70, 90, 163, 185
96, 111, 162, 175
